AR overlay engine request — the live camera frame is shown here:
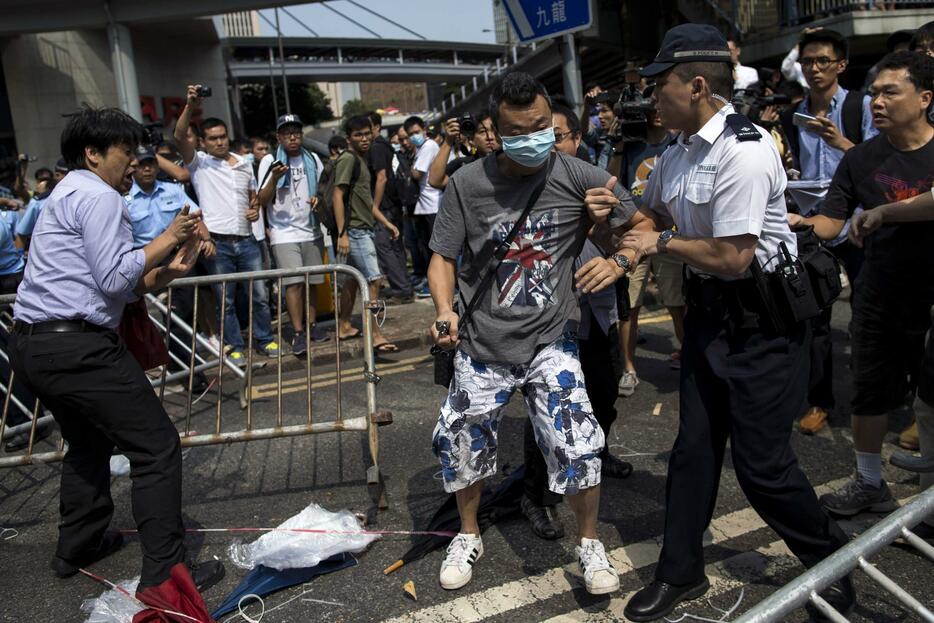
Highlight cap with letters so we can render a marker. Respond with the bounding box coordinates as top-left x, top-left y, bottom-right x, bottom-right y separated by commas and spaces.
640, 24, 732, 77
276, 114, 304, 131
